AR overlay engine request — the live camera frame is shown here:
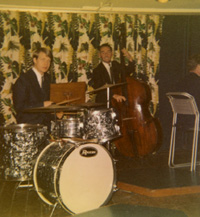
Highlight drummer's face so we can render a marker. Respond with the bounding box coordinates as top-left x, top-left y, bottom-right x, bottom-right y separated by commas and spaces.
33, 52, 51, 75
99, 46, 113, 64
